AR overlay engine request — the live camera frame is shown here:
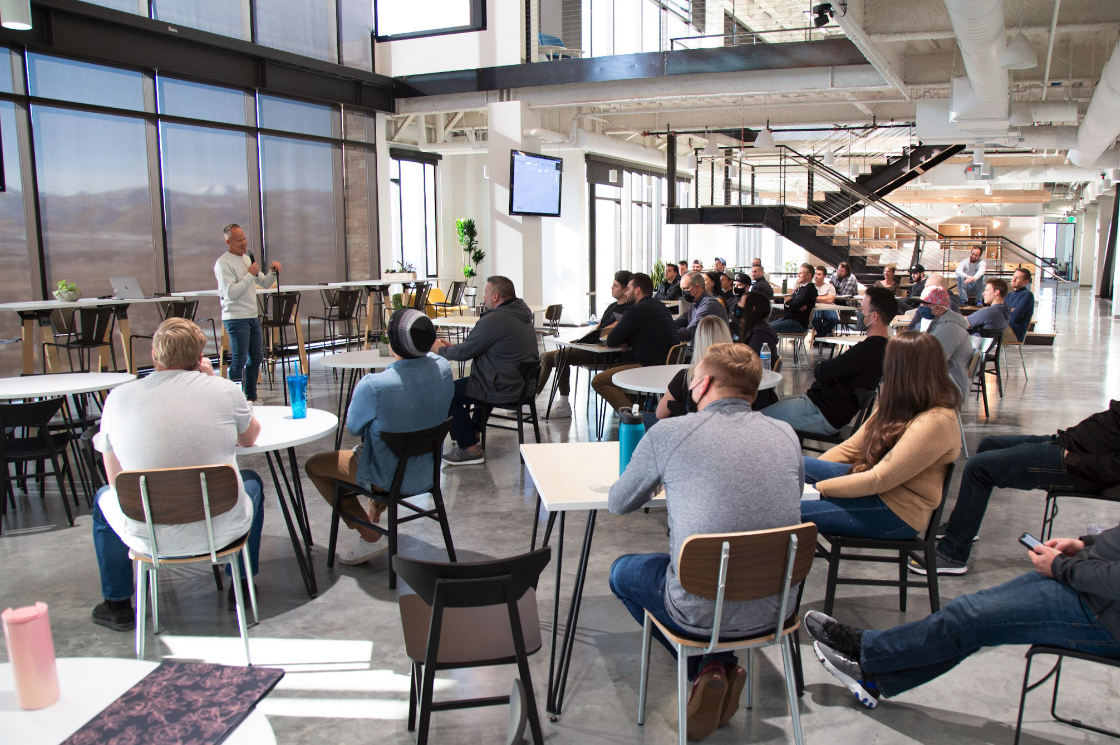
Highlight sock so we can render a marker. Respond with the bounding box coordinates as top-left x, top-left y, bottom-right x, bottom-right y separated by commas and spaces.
107, 599, 132, 611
